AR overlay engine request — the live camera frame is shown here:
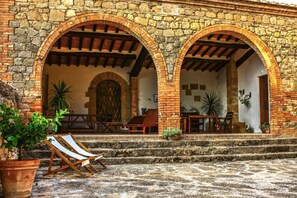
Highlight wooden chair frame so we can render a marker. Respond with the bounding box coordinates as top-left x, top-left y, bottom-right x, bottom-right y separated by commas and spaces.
43, 136, 98, 177
57, 134, 107, 169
